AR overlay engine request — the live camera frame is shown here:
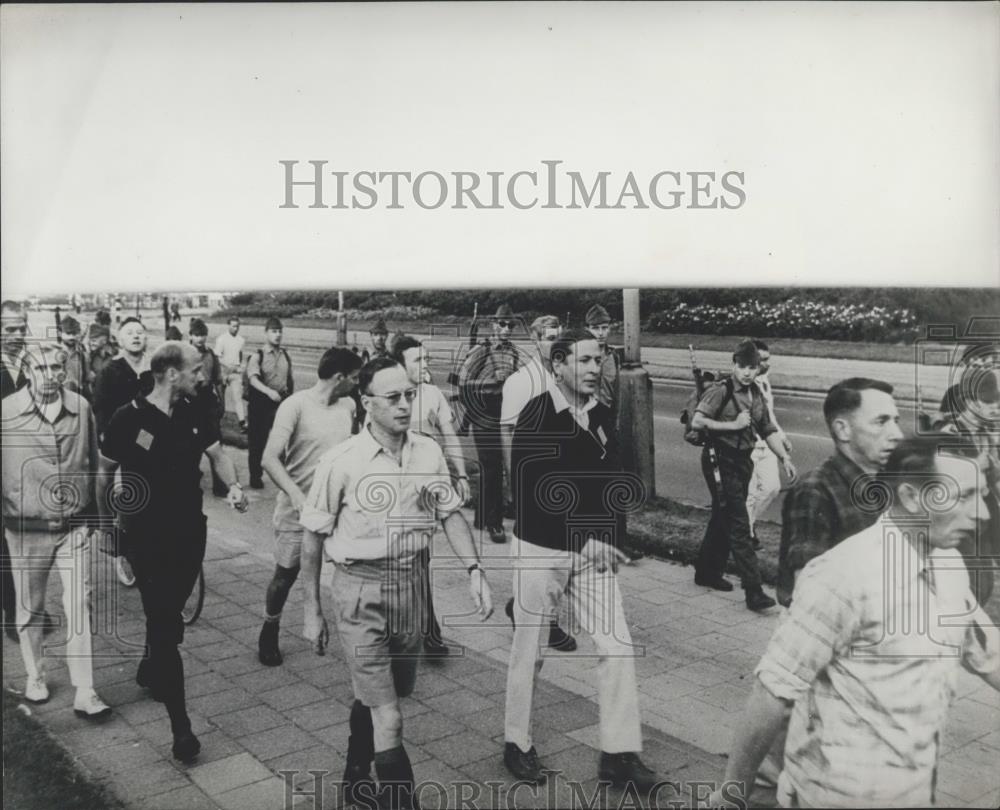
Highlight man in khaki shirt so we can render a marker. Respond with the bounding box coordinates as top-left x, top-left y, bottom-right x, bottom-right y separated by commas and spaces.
246, 316, 294, 488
